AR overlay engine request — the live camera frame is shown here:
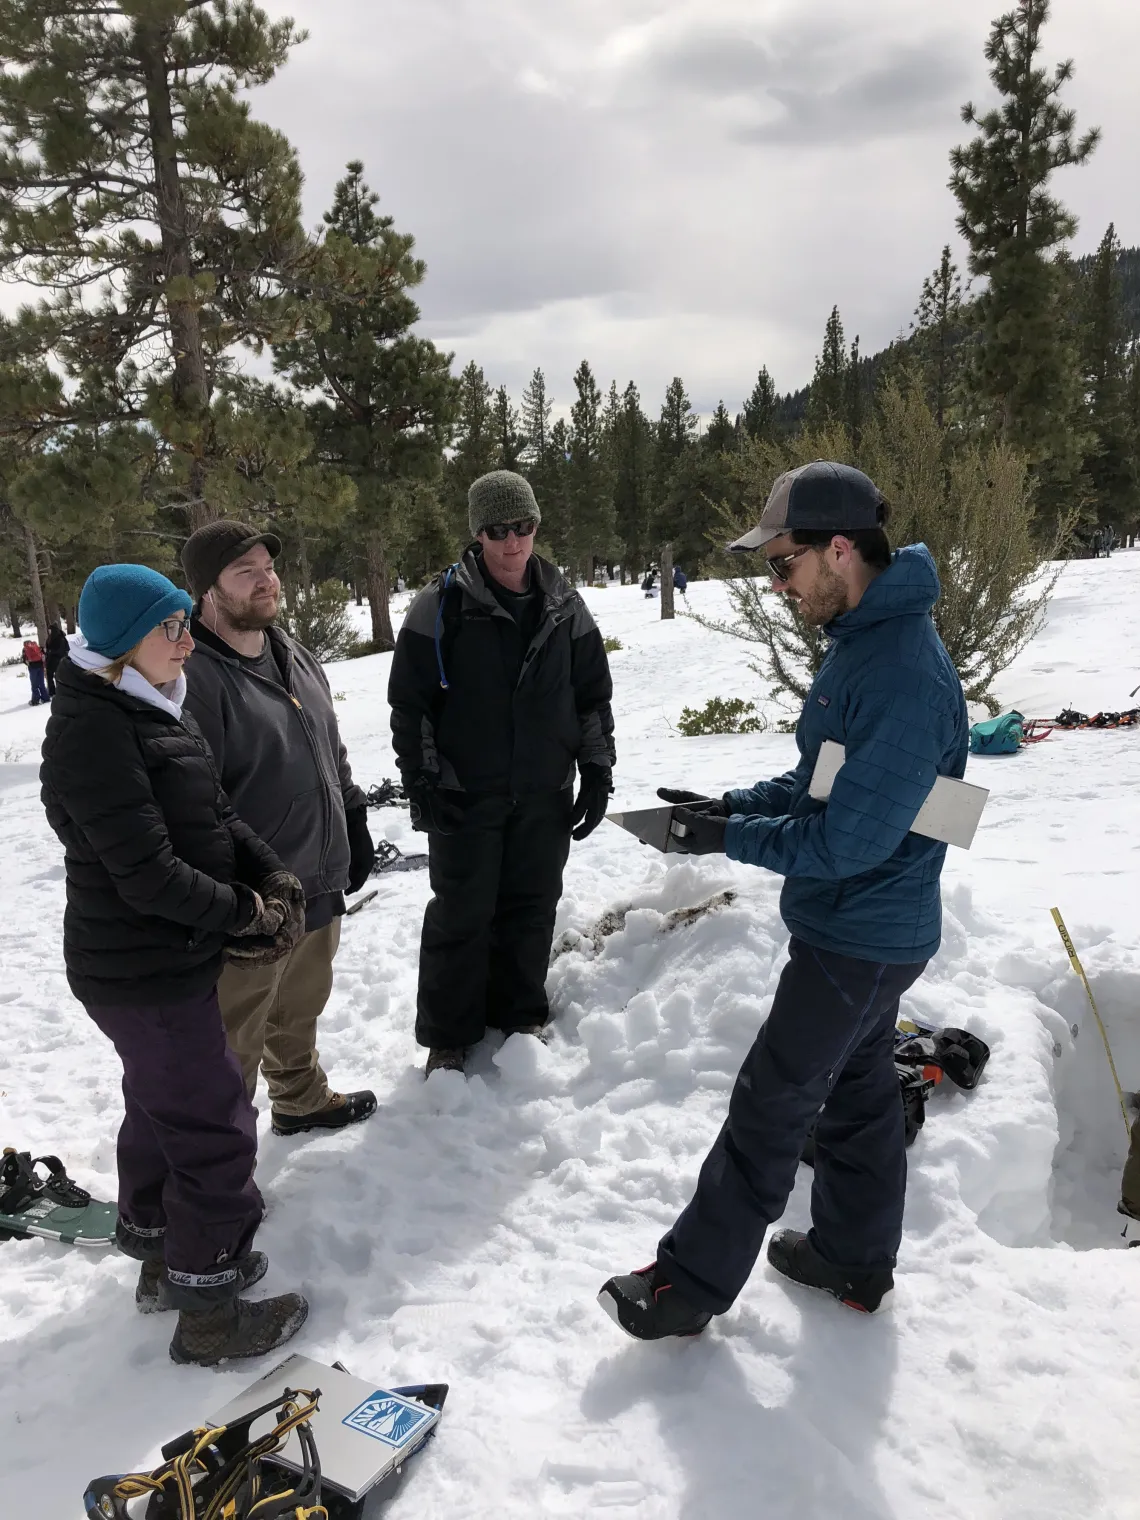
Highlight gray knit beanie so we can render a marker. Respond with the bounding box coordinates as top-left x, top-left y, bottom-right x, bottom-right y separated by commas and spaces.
467, 471, 541, 538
